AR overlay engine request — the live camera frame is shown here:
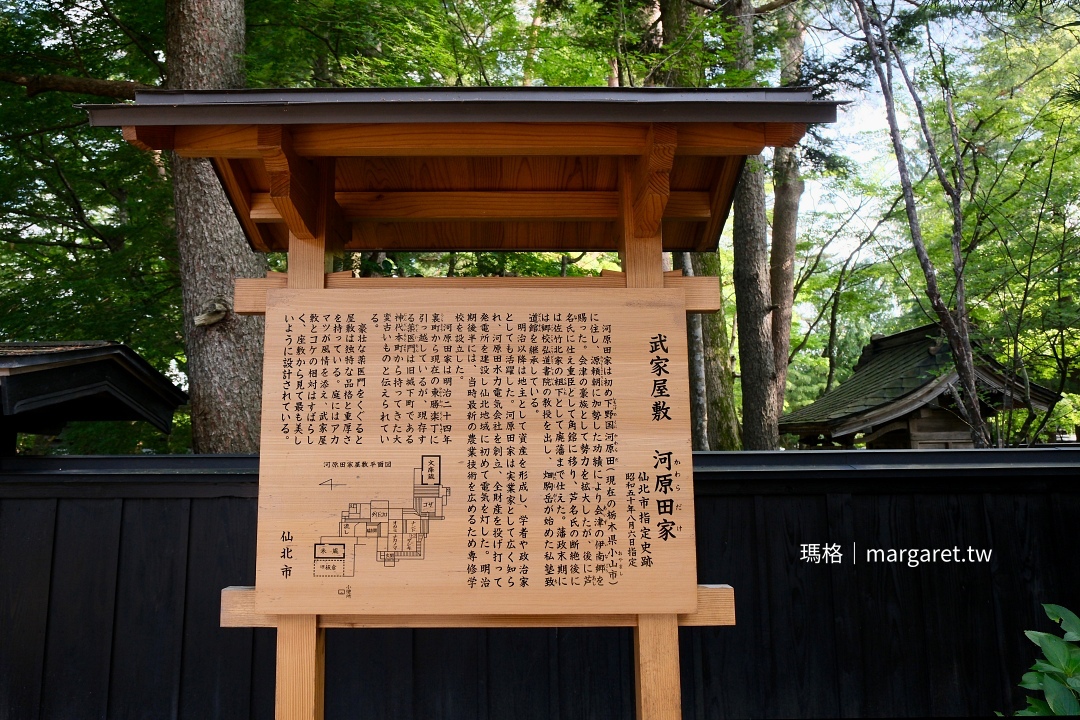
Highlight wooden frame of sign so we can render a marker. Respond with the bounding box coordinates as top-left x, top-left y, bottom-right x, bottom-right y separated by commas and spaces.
91, 88, 839, 720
